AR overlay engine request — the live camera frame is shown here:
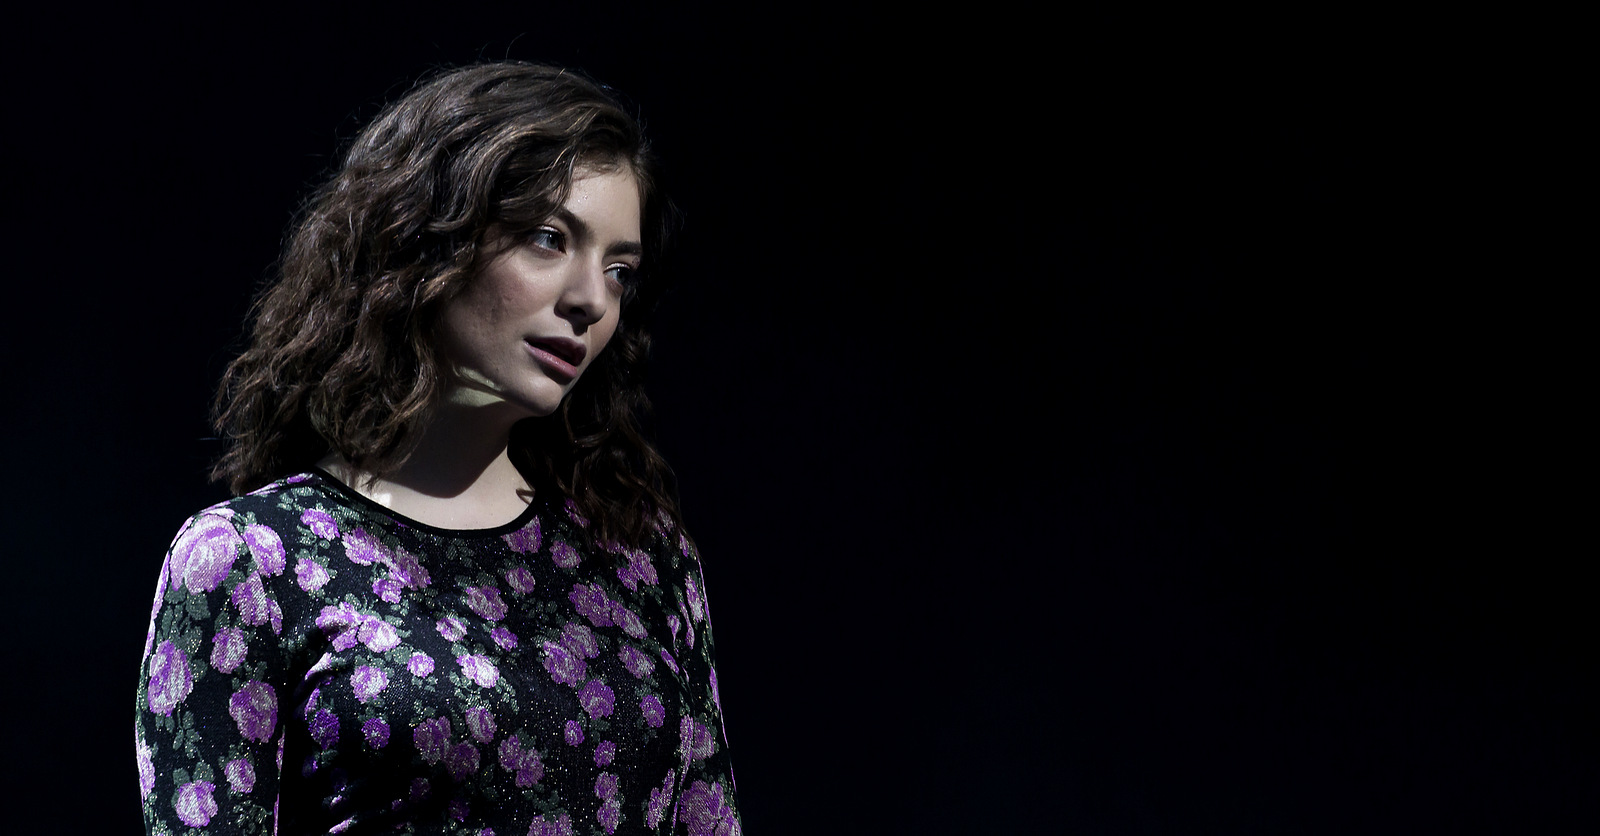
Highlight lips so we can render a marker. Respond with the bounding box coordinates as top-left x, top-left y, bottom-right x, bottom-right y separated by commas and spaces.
526, 337, 586, 366
525, 337, 586, 384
